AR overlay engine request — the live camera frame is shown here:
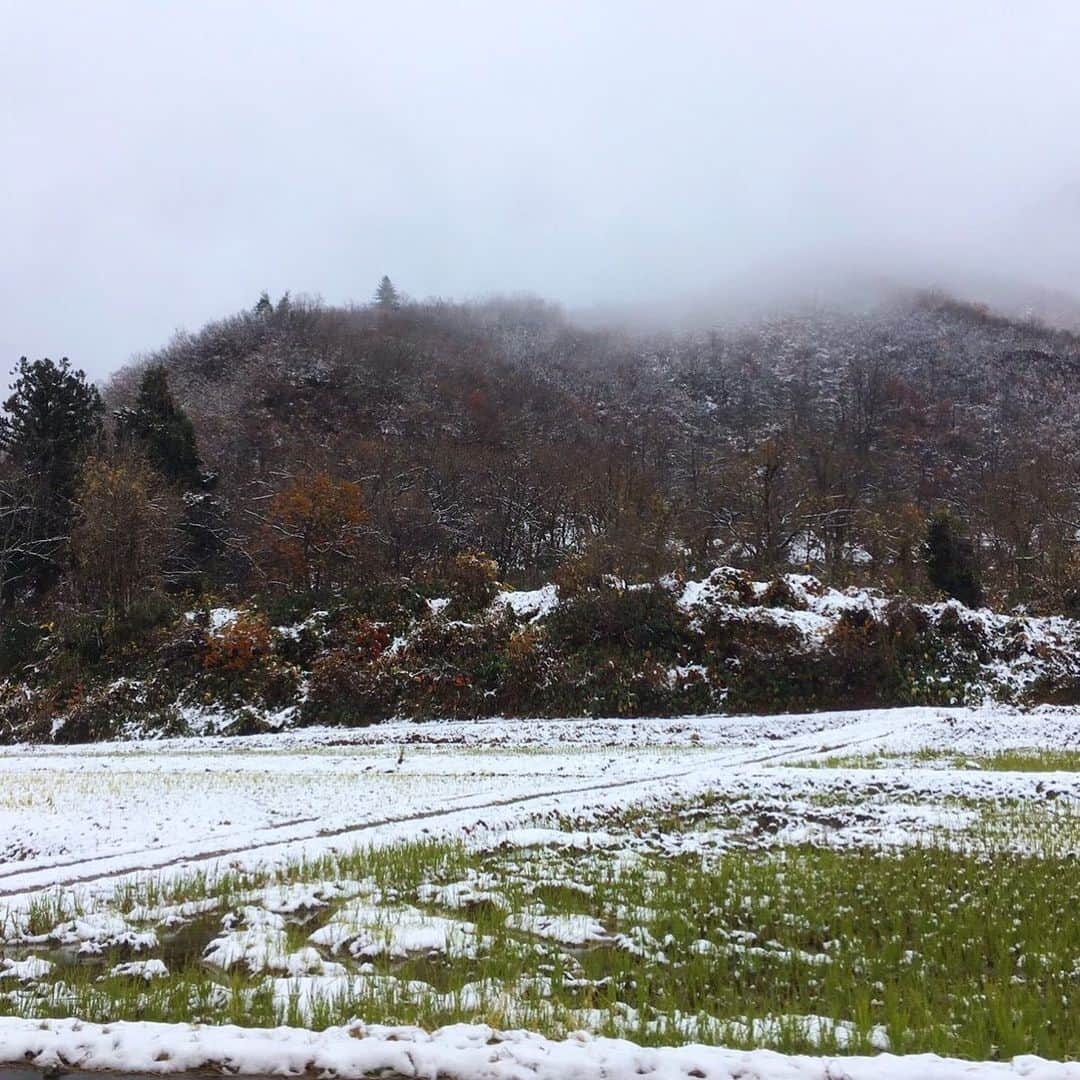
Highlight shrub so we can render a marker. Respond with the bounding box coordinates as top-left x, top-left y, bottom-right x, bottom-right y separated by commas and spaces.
552, 549, 607, 598
667, 663, 719, 714
301, 617, 394, 725
398, 613, 513, 718
934, 603, 990, 657
722, 651, 822, 714
496, 625, 550, 715
195, 612, 300, 709
199, 613, 272, 672
756, 577, 810, 610
216, 705, 281, 737
303, 647, 395, 726
0, 682, 56, 742
435, 550, 500, 615
1023, 672, 1080, 706
0, 616, 44, 678
818, 600, 984, 709
53, 679, 181, 744
545, 583, 688, 656
696, 609, 802, 661
820, 606, 899, 708
707, 567, 756, 605
33, 595, 178, 692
